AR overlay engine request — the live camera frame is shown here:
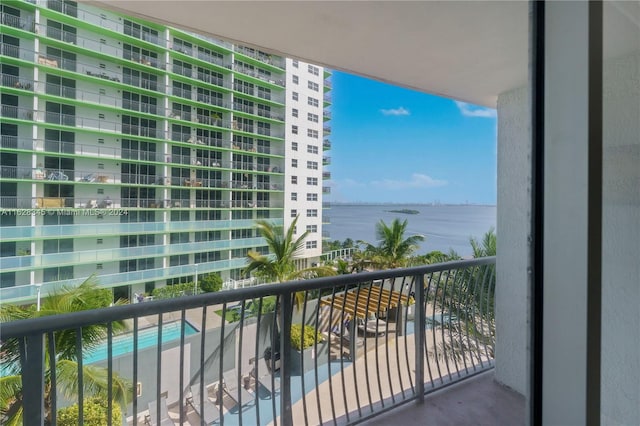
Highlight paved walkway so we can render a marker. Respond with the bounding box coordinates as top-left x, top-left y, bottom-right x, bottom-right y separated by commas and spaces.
131, 321, 503, 426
